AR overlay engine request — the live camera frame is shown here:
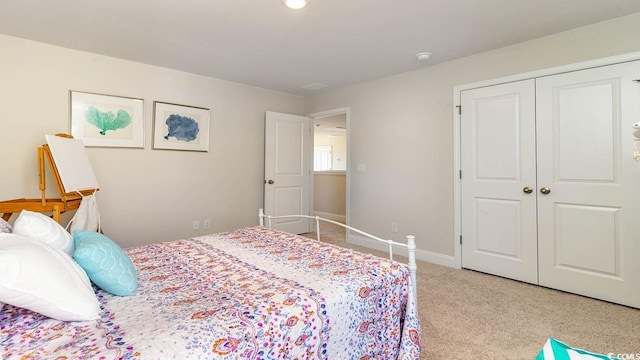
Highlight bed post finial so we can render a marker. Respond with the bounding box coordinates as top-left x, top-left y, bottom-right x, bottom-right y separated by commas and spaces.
406, 235, 417, 303
259, 208, 264, 227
